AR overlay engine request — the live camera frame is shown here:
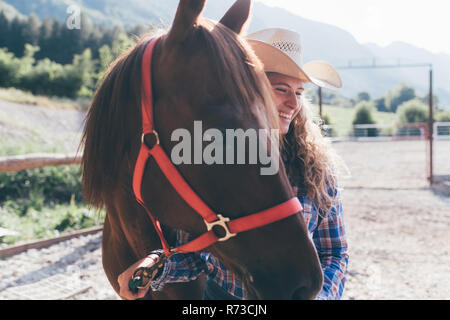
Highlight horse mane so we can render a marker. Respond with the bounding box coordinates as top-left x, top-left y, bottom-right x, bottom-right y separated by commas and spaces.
81, 20, 280, 209
81, 35, 150, 209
